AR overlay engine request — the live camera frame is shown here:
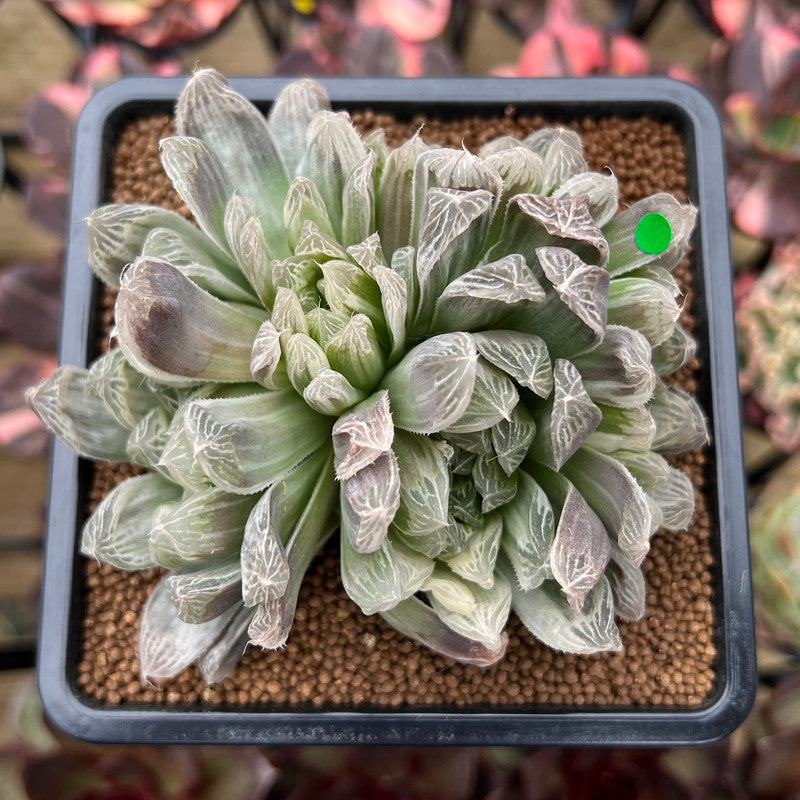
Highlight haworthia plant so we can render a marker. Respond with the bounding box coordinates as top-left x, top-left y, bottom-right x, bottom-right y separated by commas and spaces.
28, 69, 708, 684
